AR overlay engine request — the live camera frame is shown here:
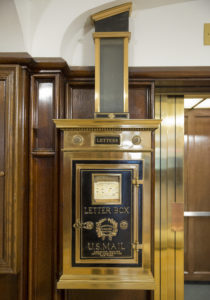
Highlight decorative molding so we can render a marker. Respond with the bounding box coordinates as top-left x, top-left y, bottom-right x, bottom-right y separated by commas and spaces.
58, 127, 157, 132
91, 2, 132, 22
93, 32, 131, 39
53, 119, 161, 131
1, 53, 210, 82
